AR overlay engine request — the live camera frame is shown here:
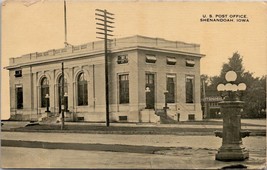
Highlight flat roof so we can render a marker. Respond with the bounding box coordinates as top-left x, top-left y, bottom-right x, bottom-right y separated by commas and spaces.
5, 35, 205, 70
